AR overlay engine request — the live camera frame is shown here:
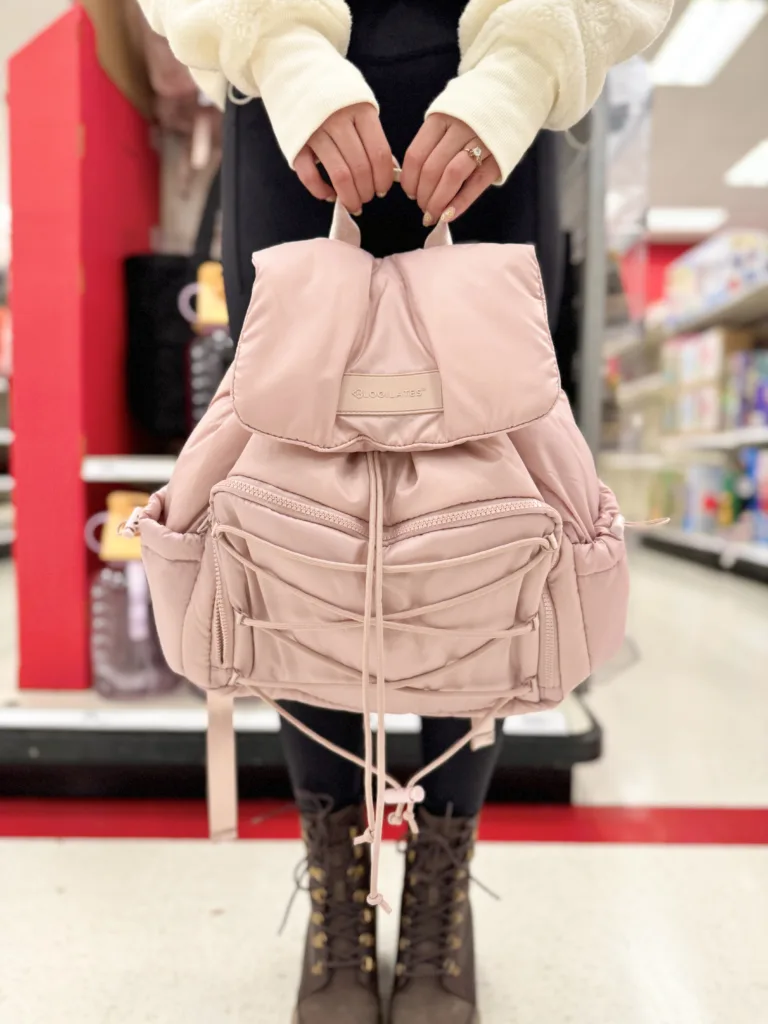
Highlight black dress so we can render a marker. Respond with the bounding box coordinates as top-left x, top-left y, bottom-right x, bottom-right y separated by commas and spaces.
218, 0, 563, 814
221, 0, 563, 343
